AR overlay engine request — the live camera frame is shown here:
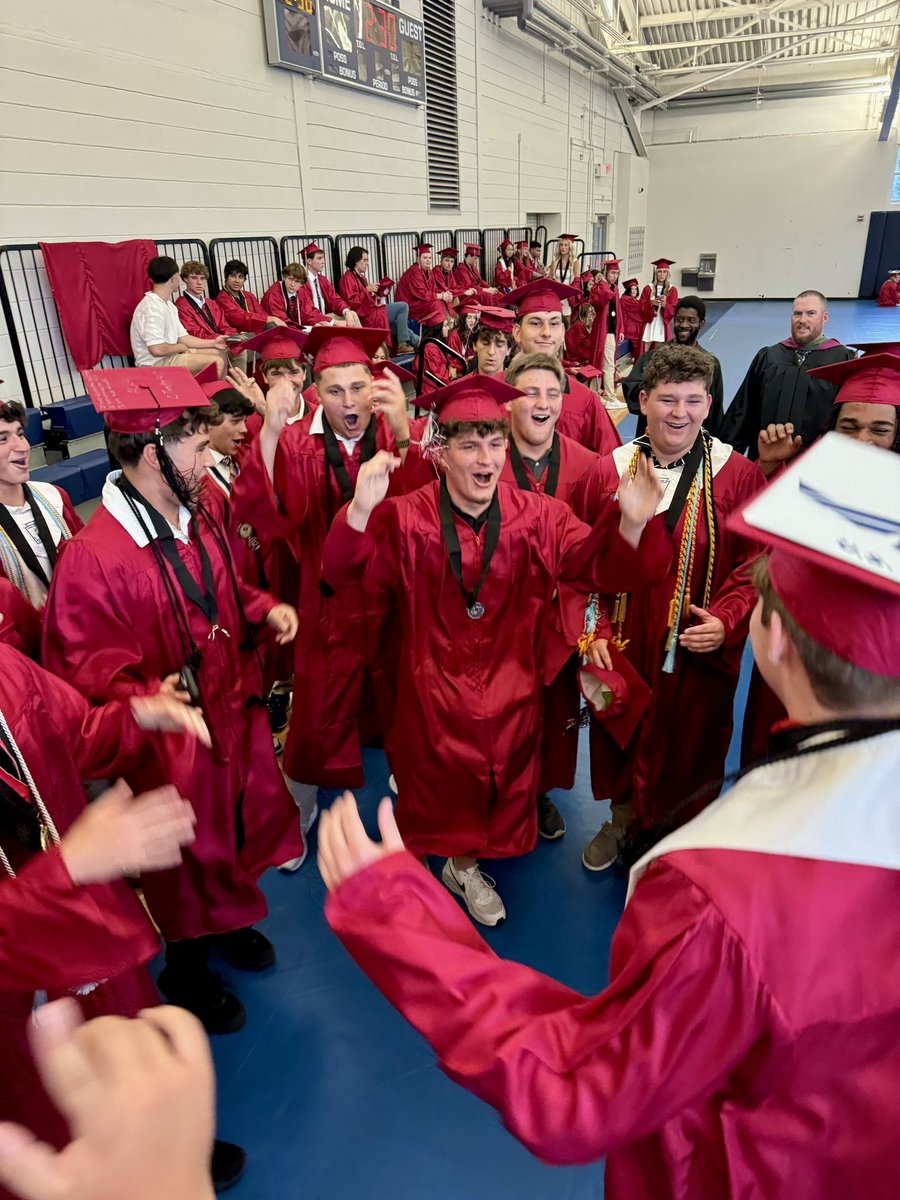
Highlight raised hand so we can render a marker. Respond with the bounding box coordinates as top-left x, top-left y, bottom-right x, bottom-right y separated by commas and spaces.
616, 452, 663, 546
226, 366, 266, 414
371, 368, 410, 444
0, 999, 216, 1200
59, 780, 196, 886
347, 450, 402, 530
318, 792, 405, 892
757, 422, 802, 477
679, 604, 726, 653
262, 374, 299, 438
